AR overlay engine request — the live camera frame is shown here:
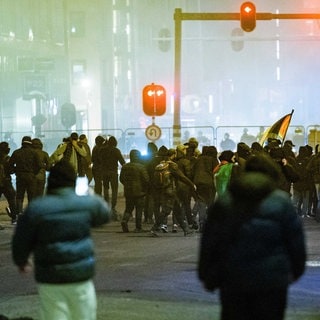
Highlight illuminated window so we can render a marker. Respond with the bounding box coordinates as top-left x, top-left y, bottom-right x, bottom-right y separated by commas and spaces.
72, 60, 86, 85
70, 12, 85, 37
